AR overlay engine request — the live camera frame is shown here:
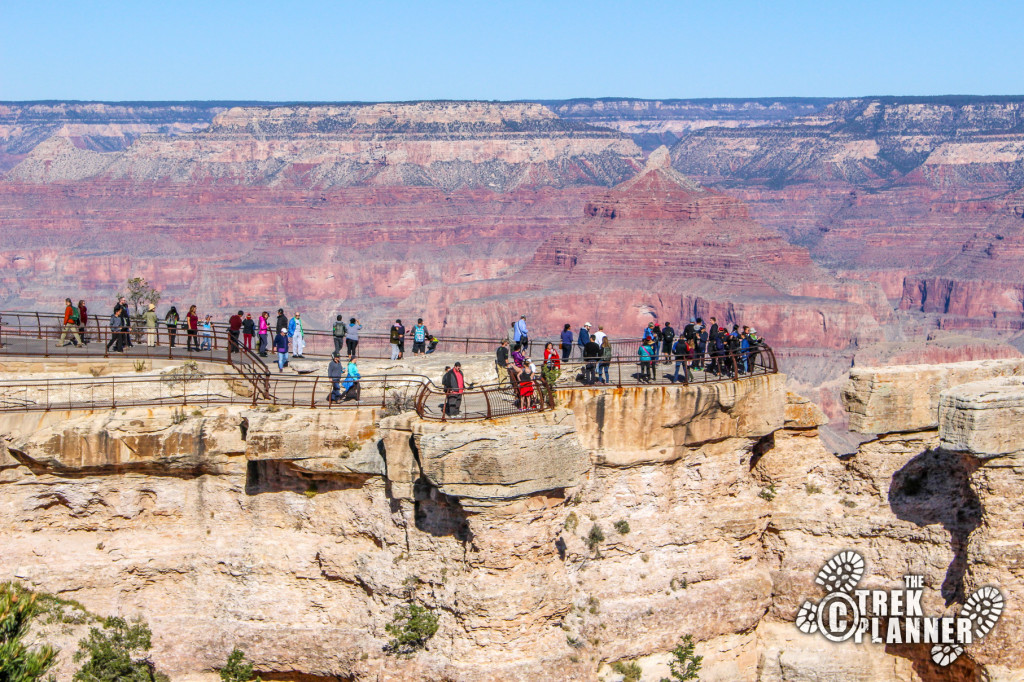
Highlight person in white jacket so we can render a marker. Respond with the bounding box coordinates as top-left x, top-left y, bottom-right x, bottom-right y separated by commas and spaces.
288, 312, 306, 358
